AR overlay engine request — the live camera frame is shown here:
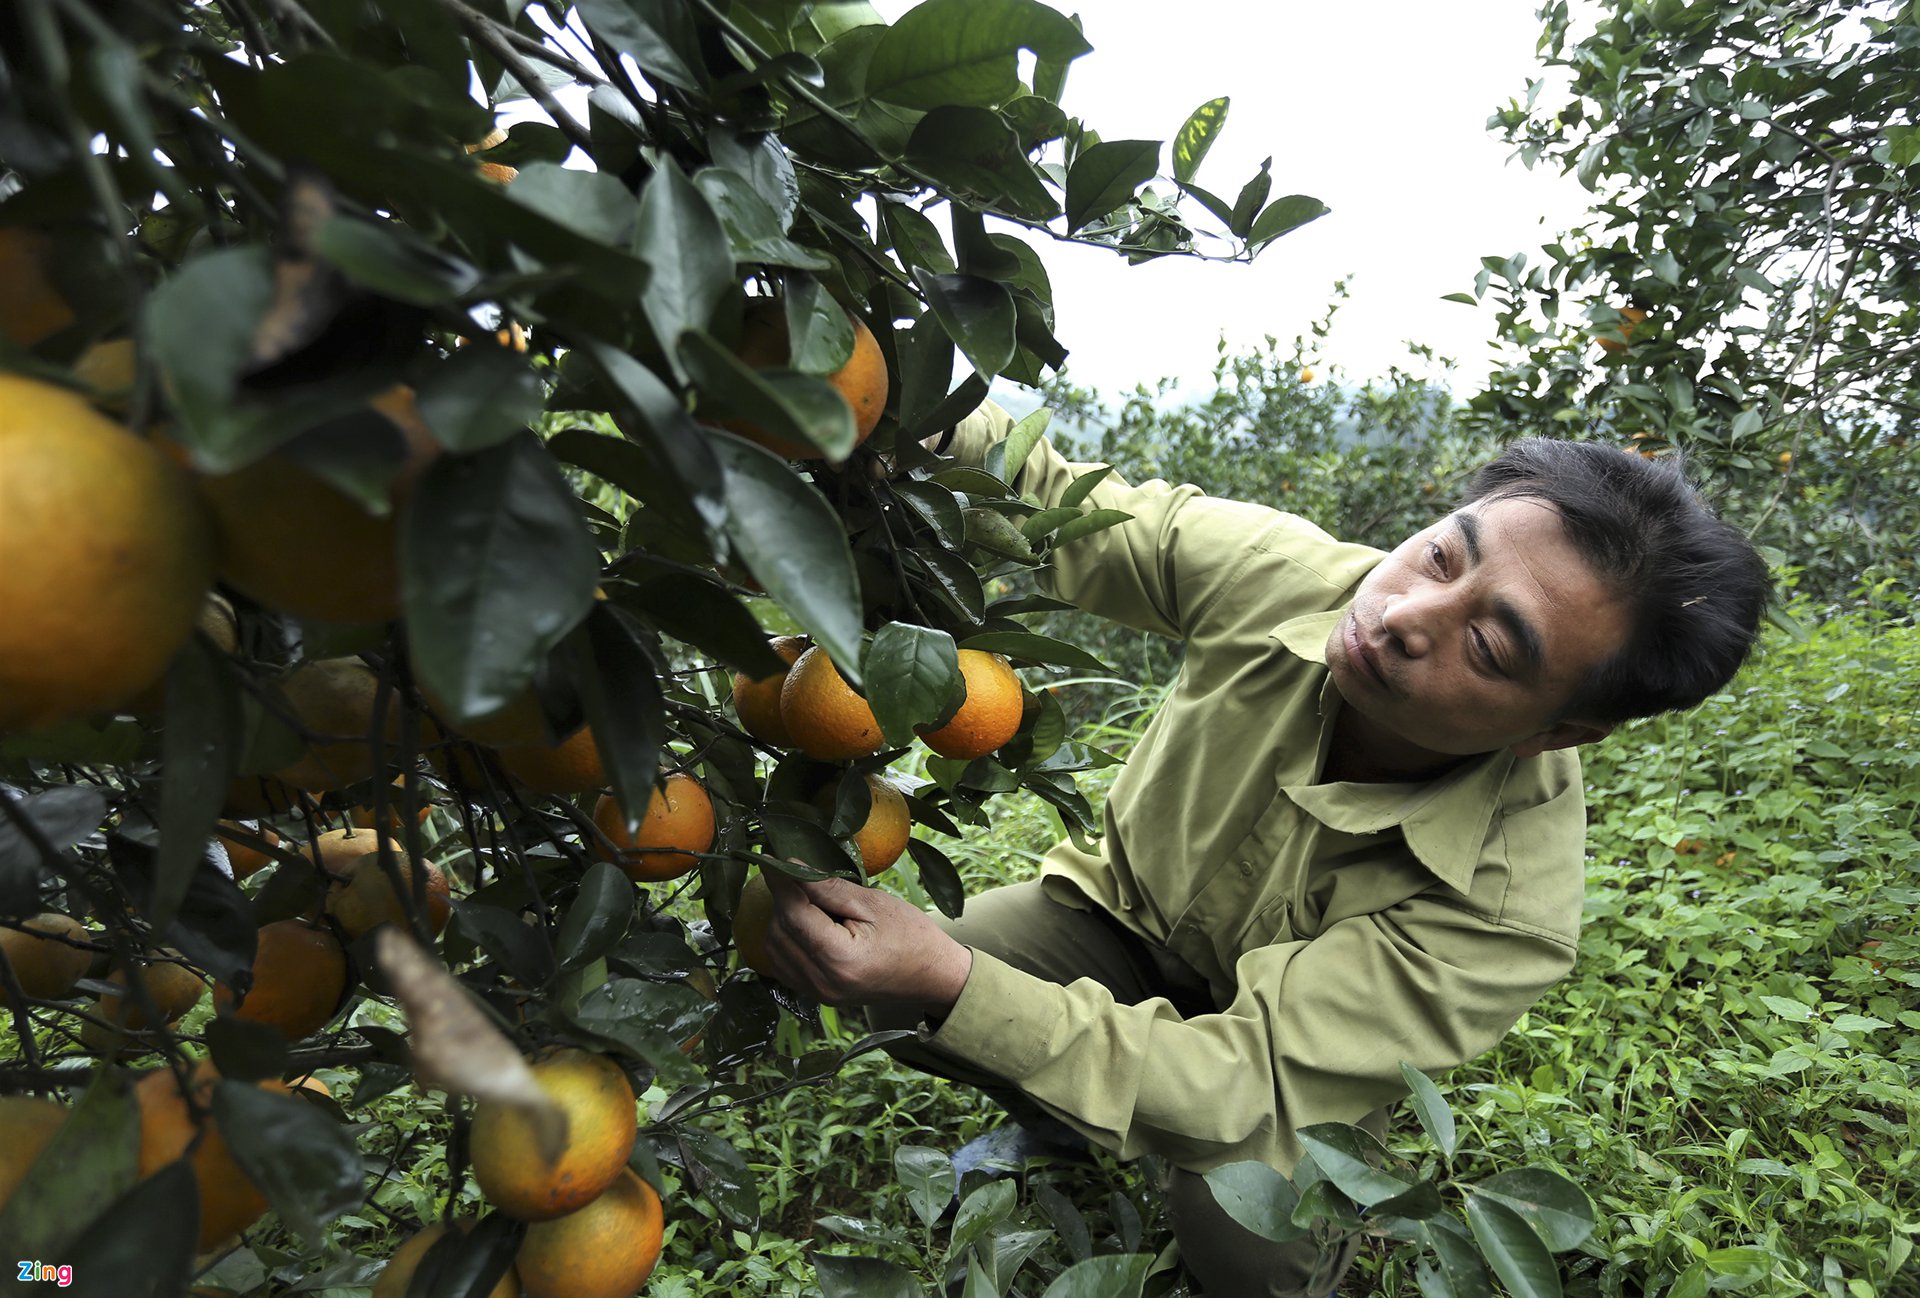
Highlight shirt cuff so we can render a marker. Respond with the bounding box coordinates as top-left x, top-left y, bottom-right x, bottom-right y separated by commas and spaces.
921, 948, 1067, 1082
